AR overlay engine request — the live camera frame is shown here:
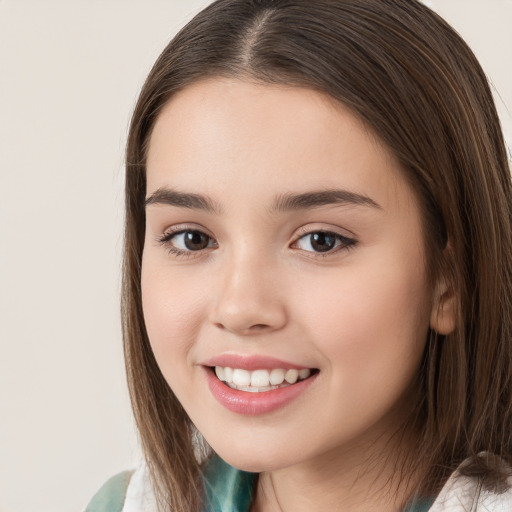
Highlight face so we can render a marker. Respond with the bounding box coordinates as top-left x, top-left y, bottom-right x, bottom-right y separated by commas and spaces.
142, 78, 438, 473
